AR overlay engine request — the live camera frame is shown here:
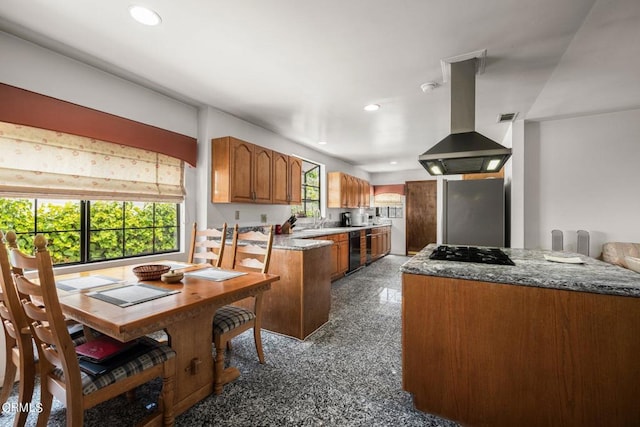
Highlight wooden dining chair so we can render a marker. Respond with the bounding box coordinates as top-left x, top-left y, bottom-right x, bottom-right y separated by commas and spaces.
5, 231, 90, 340
187, 222, 228, 267
212, 224, 273, 395
0, 231, 38, 427
12, 234, 177, 427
